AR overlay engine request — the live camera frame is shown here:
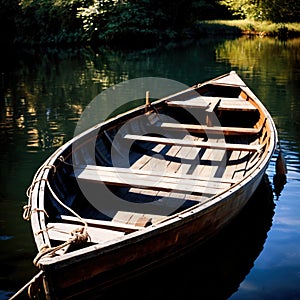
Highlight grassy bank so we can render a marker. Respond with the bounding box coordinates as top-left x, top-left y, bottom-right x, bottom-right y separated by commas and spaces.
196, 20, 300, 39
